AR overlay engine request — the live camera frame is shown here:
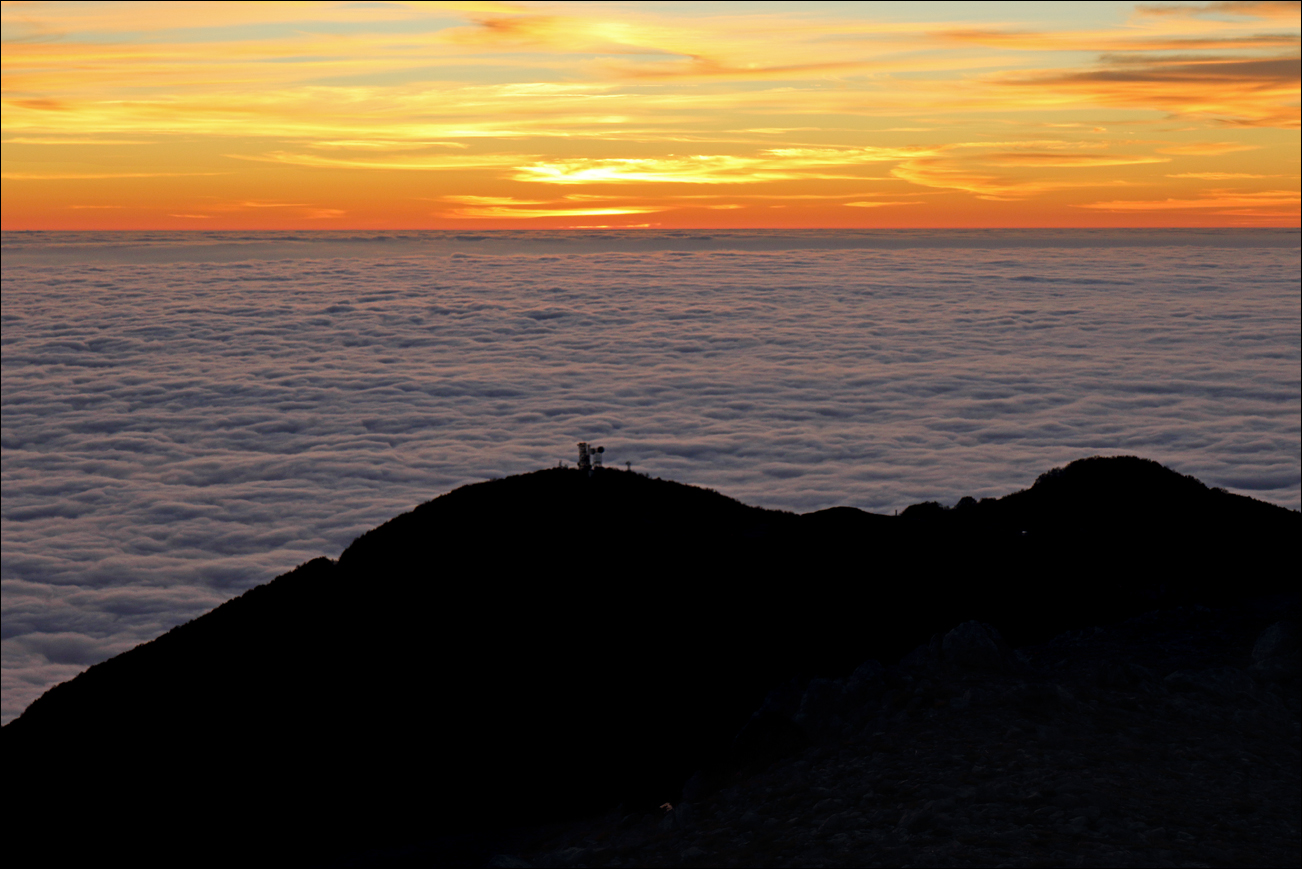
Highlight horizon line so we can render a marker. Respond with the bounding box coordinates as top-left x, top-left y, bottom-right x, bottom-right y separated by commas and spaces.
4, 225, 1299, 233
